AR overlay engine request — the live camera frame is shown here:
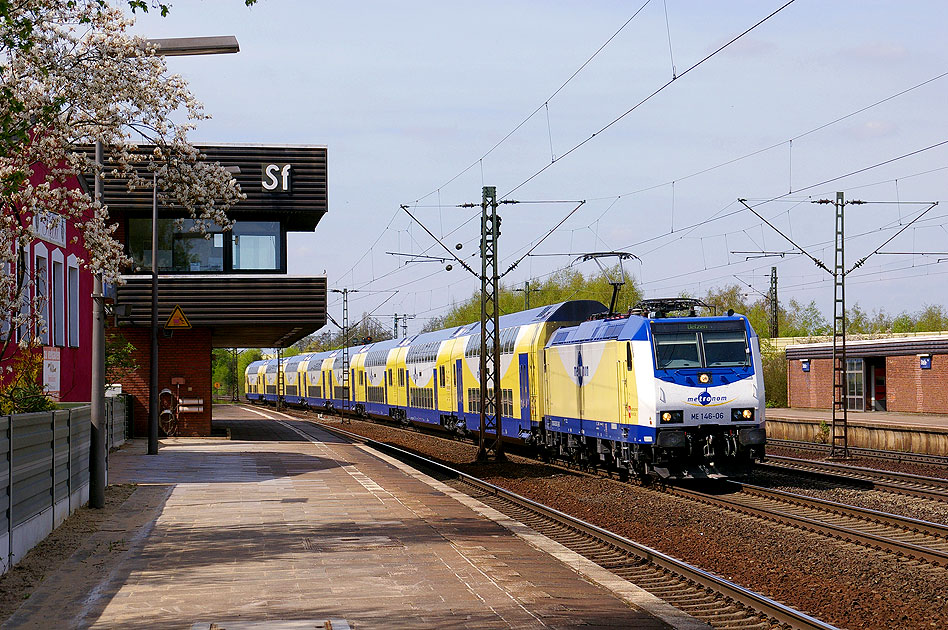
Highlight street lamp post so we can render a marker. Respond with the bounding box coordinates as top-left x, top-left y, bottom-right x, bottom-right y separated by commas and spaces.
148, 162, 239, 455
148, 169, 160, 453
90, 141, 106, 508
88, 35, 240, 467
147, 37, 241, 456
